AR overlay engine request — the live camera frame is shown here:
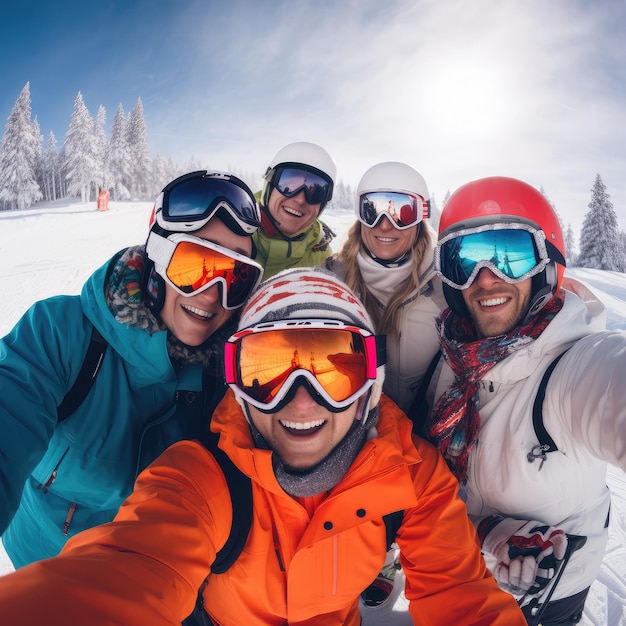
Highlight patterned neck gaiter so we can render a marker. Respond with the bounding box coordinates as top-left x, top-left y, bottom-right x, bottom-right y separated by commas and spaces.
427, 294, 564, 483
